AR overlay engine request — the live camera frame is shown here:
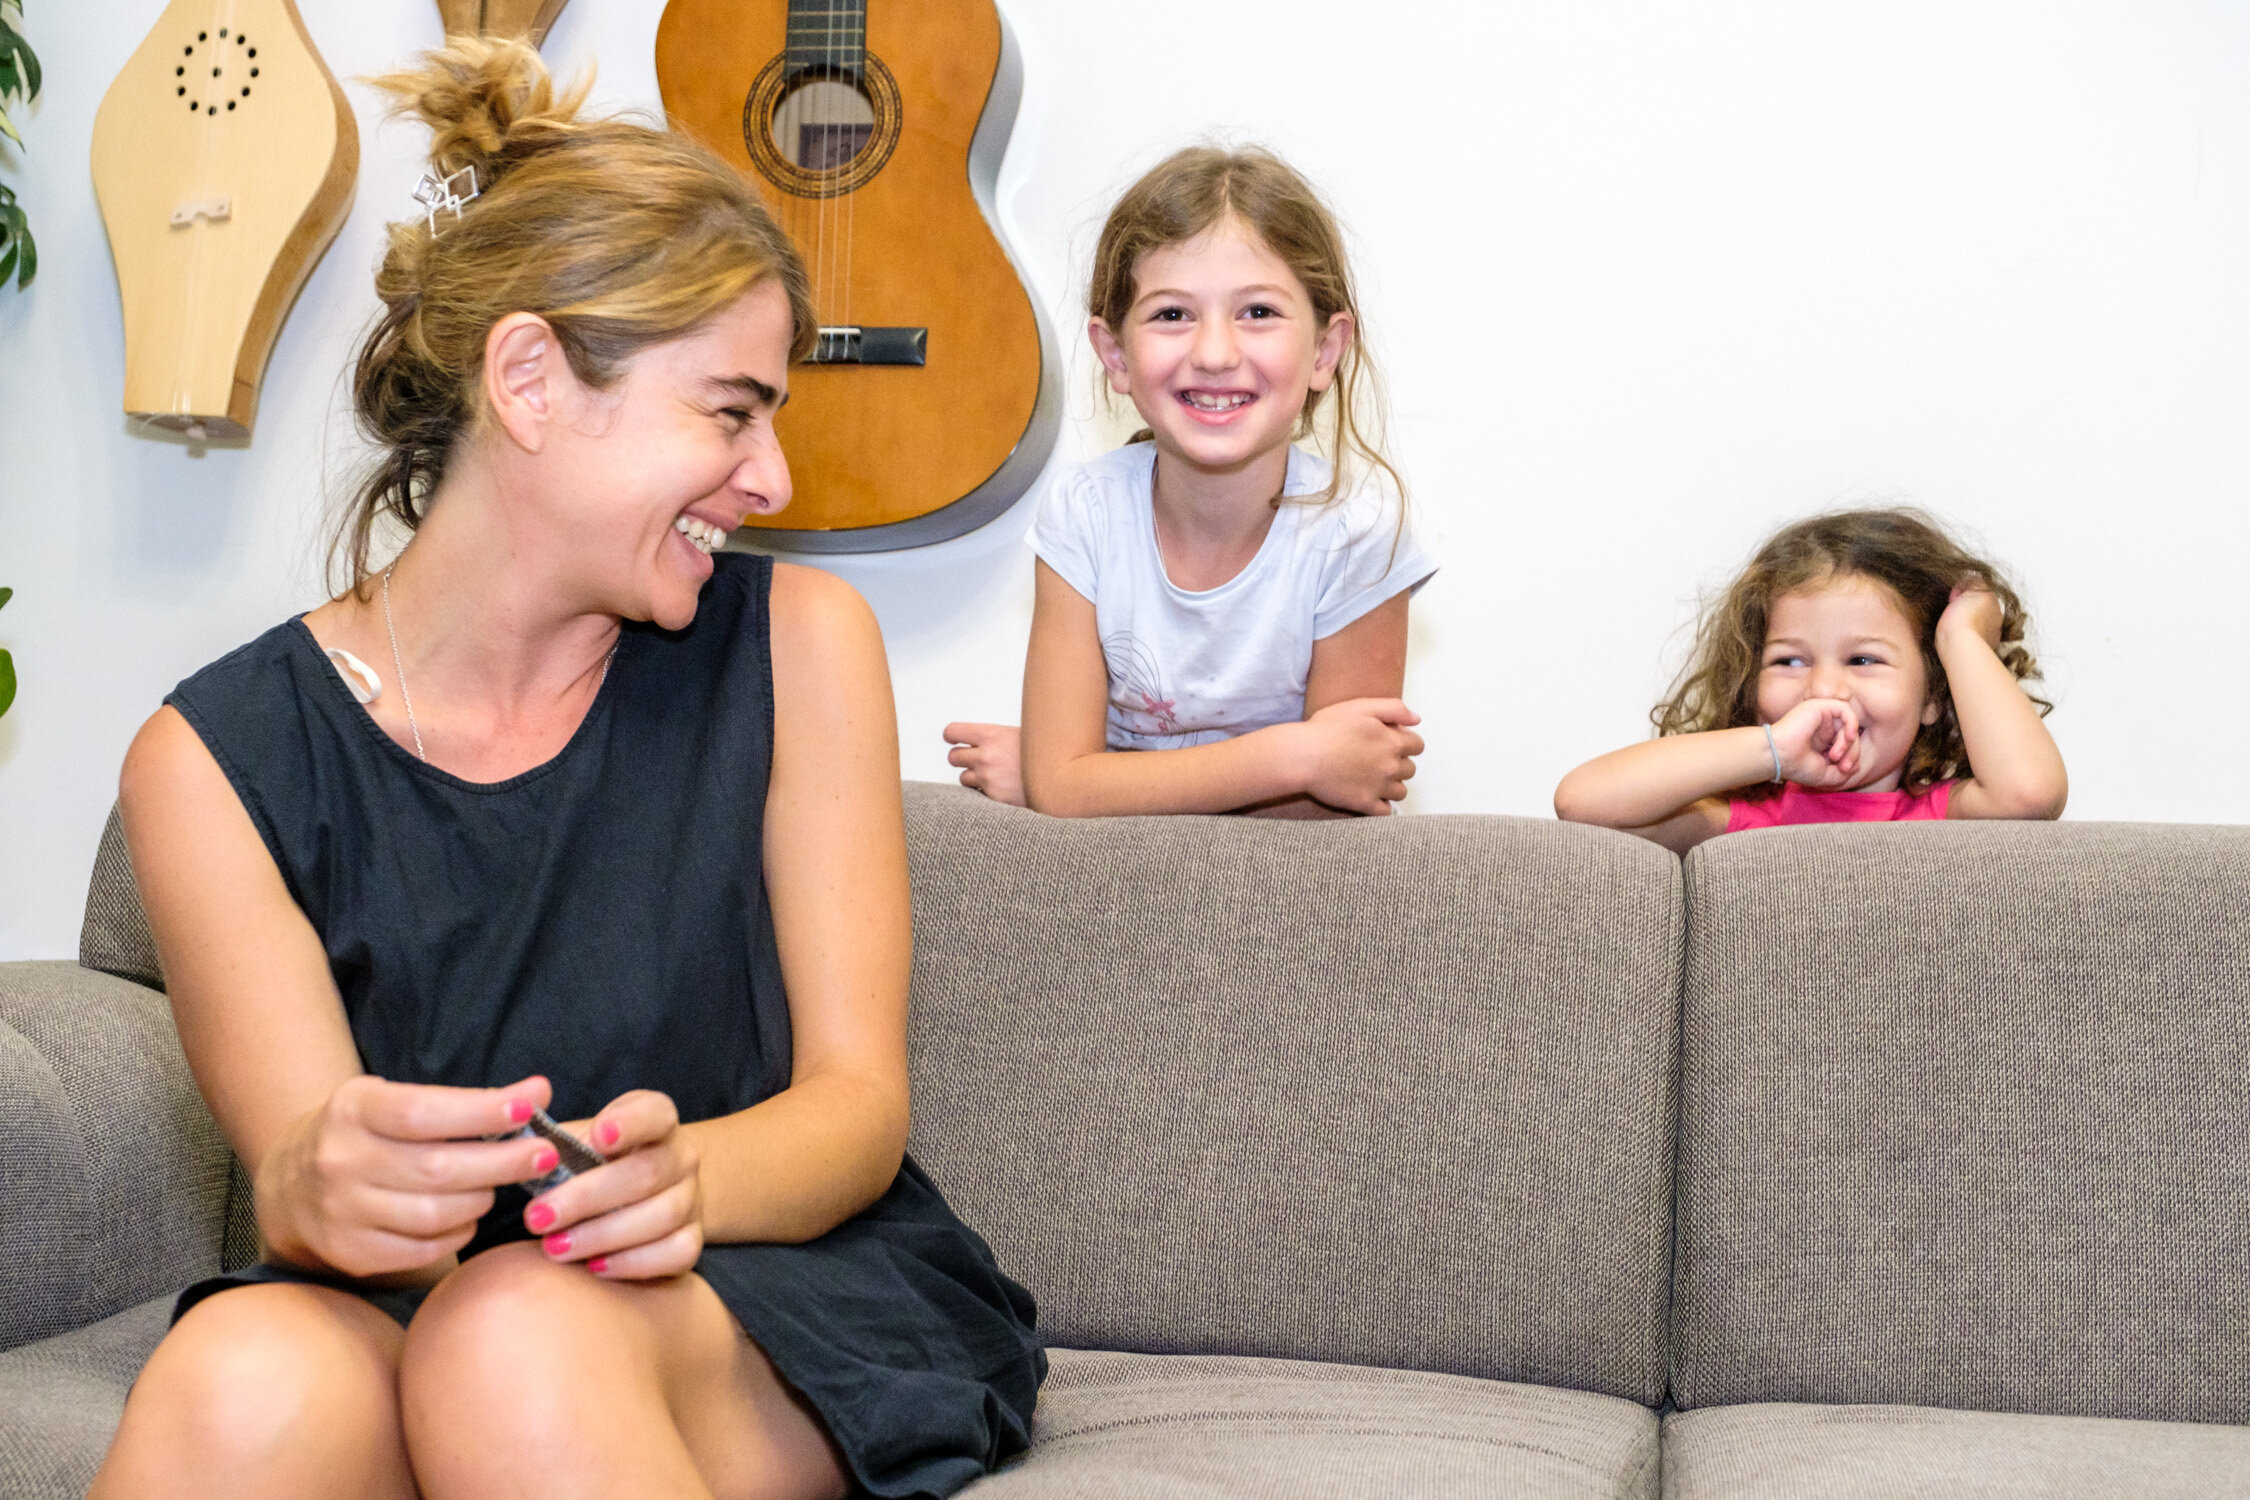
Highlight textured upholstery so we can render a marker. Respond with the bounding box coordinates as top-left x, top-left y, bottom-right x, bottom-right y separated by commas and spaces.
1673, 821, 2250, 1424
77, 806, 261, 1273
963, 1349, 1660, 1499
79, 805, 164, 992
0, 962, 233, 1353
0, 1294, 172, 1500
900, 784, 1683, 1404
1662, 1402, 2250, 1499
